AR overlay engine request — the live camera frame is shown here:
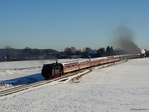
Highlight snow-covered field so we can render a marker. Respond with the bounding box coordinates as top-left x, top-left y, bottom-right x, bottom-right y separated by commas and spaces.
0, 59, 79, 86
0, 58, 149, 112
